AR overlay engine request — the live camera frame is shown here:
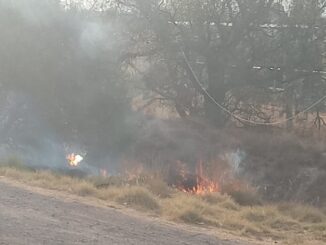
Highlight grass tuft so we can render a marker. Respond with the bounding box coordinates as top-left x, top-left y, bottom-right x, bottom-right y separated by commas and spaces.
1, 164, 326, 244
277, 203, 325, 223
116, 187, 160, 211
145, 178, 172, 198
89, 175, 125, 188
228, 190, 262, 206
72, 181, 97, 197
201, 193, 229, 204
178, 209, 205, 223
